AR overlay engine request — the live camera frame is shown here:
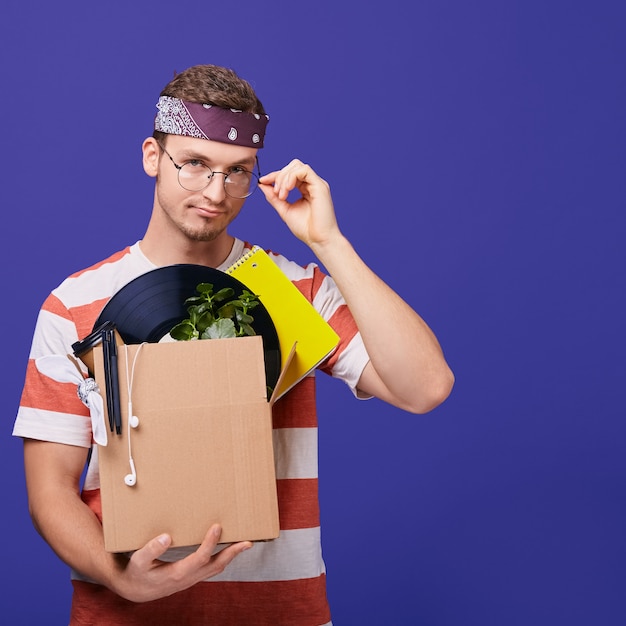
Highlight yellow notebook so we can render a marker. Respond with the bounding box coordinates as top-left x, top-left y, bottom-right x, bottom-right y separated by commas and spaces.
227, 246, 339, 400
